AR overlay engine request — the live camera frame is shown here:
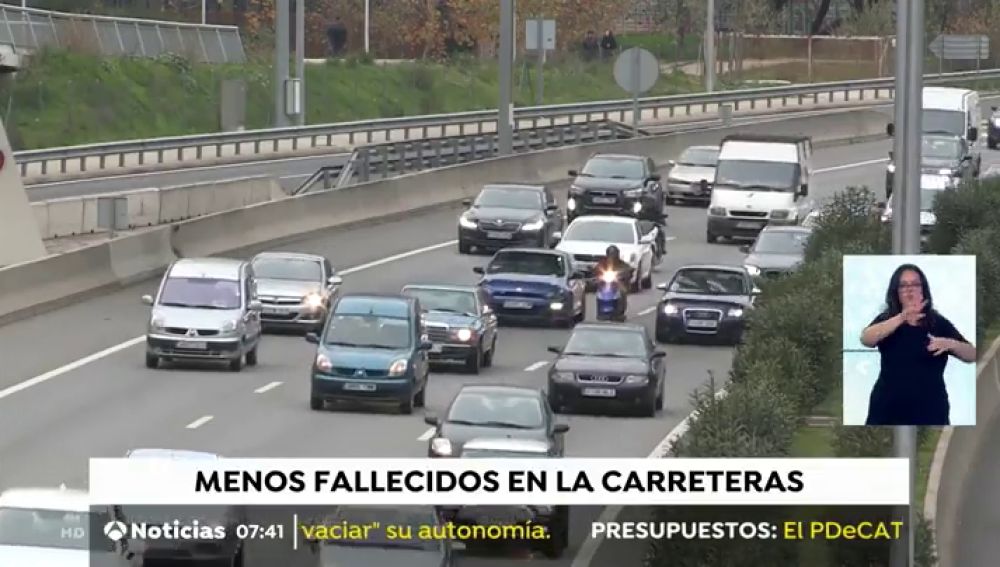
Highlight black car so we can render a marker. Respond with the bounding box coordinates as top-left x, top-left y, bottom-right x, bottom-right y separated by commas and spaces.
654, 264, 759, 345
545, 322, 665, 417
567, 153, 664, 222
305, 505, 458, 566
424, 384, 569, 458
885, 134, 976, 197
740, 225, 812, 281
443, 437, 569, 559
988, 106, 1000, 149
401, 284, 499, 373
458, 183, 563, 253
